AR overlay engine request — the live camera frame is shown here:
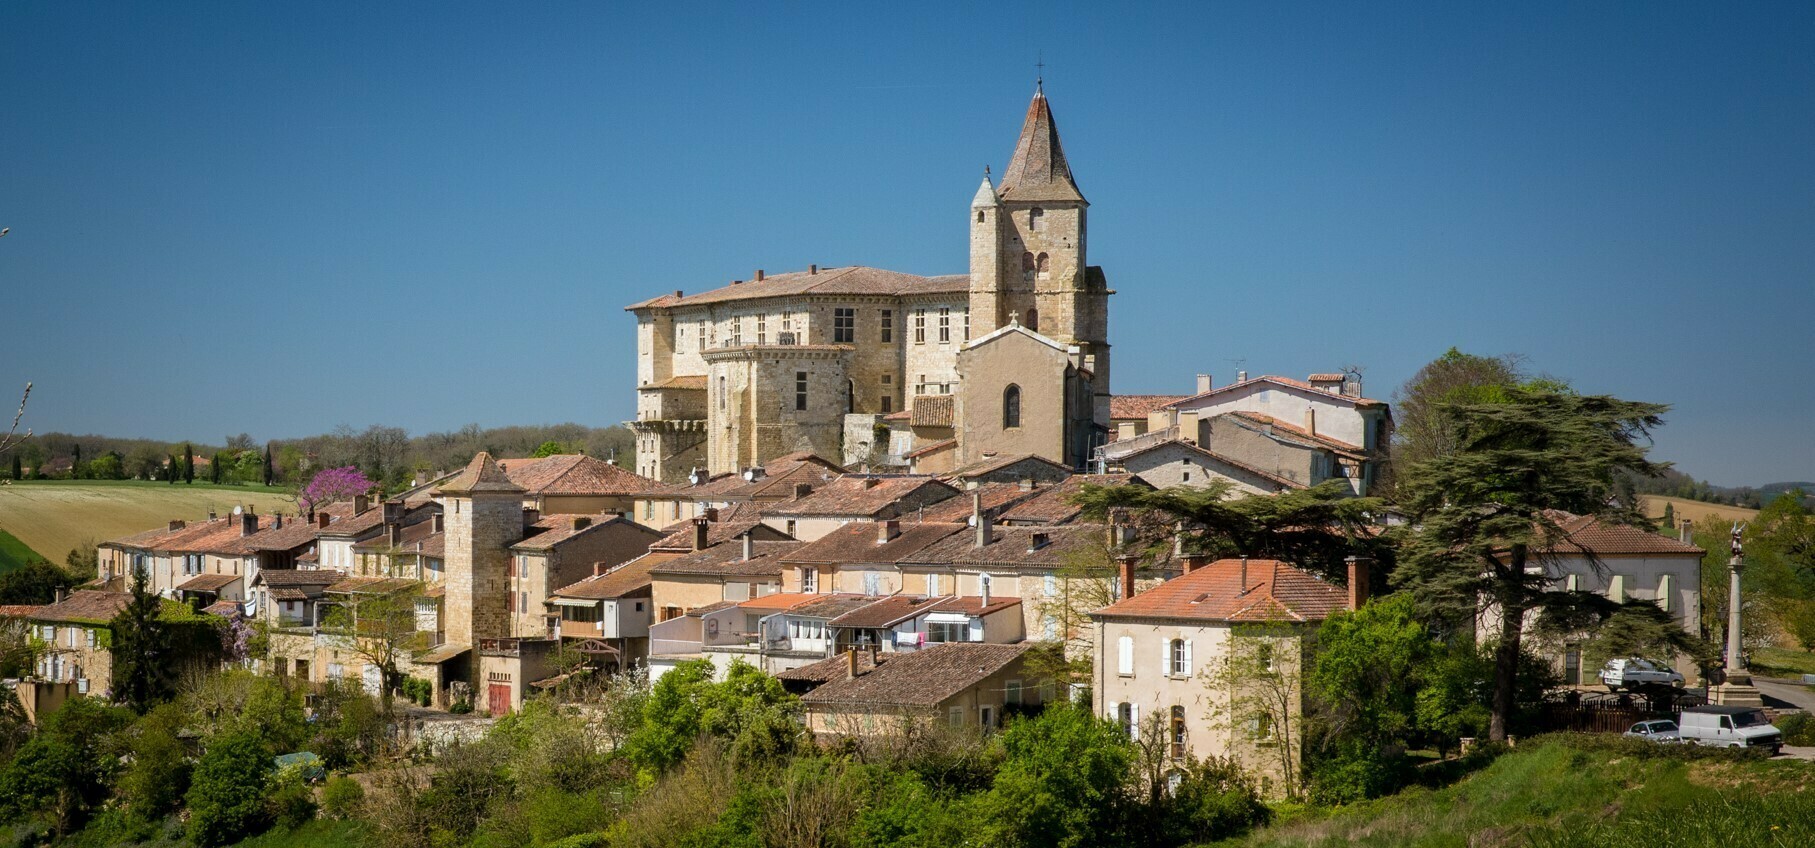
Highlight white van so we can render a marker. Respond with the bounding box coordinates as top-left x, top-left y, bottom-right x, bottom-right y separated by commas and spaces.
1677, 706, 1782, 754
